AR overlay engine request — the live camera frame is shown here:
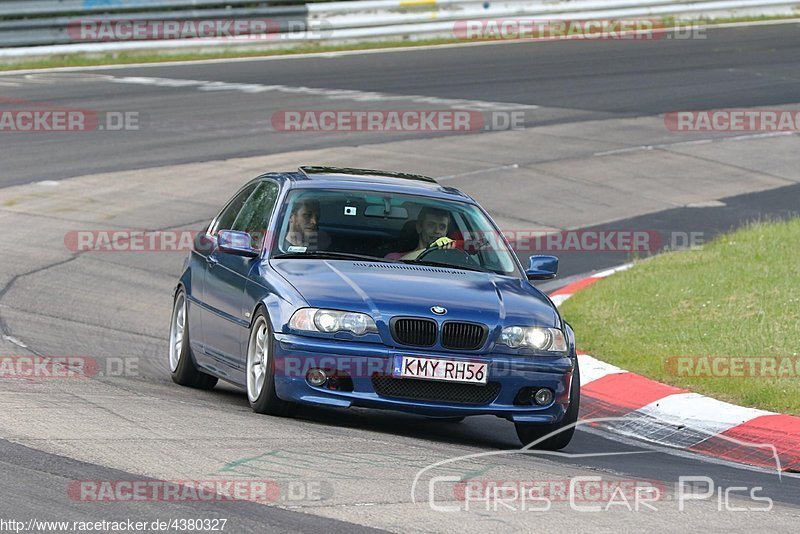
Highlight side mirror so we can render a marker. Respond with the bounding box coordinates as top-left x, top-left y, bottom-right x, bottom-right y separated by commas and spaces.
217, 230, 259, 258
526, 255, 558, 280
